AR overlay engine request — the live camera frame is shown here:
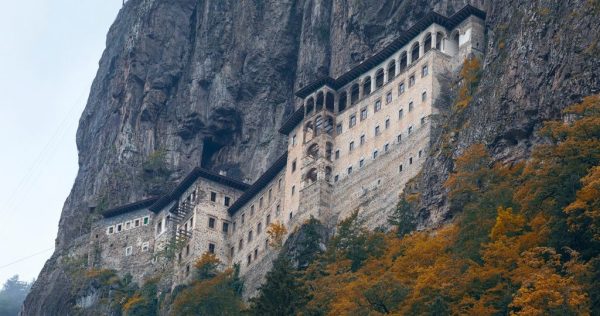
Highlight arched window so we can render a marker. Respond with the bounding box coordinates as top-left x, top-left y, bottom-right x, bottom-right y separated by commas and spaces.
435, 32, 444, 50
305, 168, 318, 184
338, 91, 347, 112
304, 122, 314, 142
363, 77, 372, 96
325, 166, 332, 183
324, 116, 334, 135
399, 52, 407, 72
351, 84, 360, 104
452, 31, 459, 48
315, 115, 323, 136
411, 42, 420, 63
306, 97, 314, 116
307, 143, 319, 159
423, 33, 432, 53
316, 92, 324, 112
387, 60, 396, 80
325, 92, 335, 112
375, 69, 384, 88
325, 142, 333, 161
